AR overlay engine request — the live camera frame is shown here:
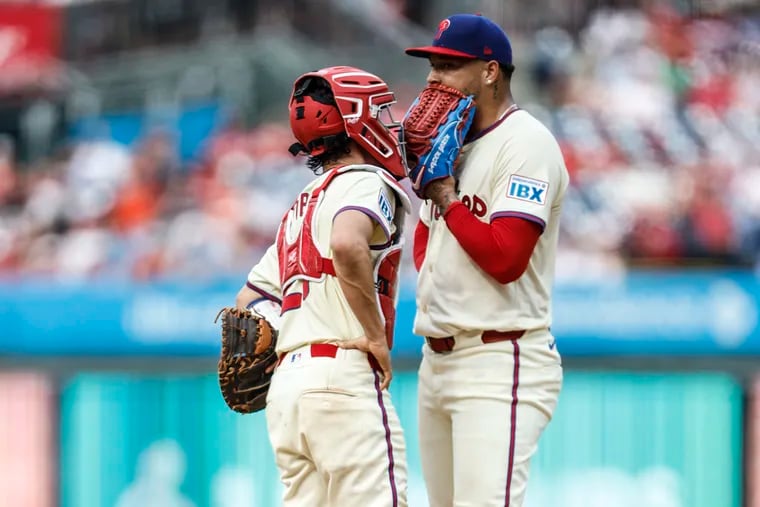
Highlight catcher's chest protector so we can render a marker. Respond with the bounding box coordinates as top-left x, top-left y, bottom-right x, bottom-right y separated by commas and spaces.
374, 245, 402, 348
276, 168, 341, 289
276, 166, 406, 346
